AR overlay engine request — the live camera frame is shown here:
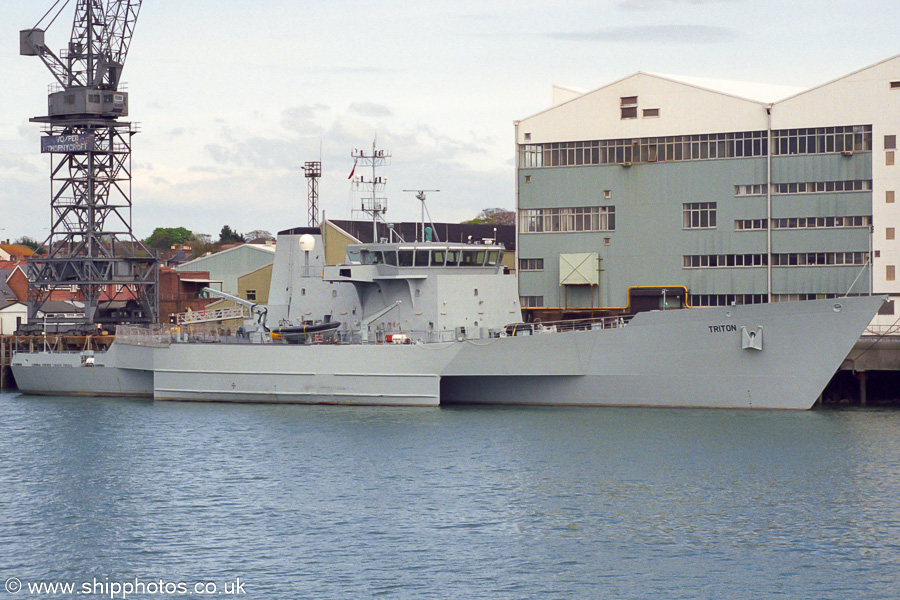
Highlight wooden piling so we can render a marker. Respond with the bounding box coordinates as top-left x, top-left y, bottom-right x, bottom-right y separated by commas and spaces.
859, 371, 867, 407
